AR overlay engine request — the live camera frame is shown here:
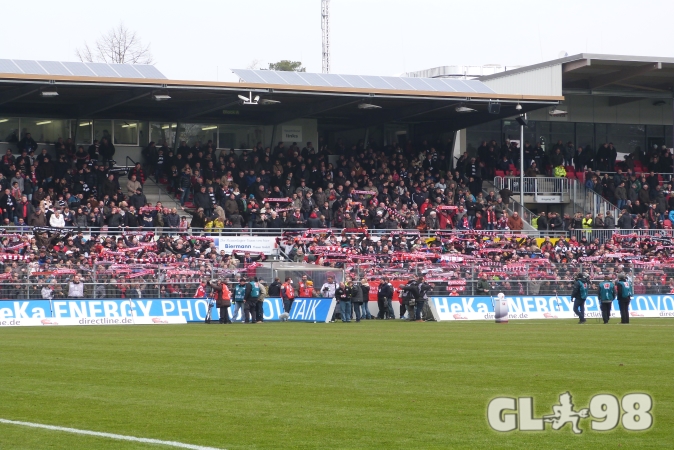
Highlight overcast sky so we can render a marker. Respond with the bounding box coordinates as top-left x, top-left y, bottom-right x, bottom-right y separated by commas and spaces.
2, 0, 673, 82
